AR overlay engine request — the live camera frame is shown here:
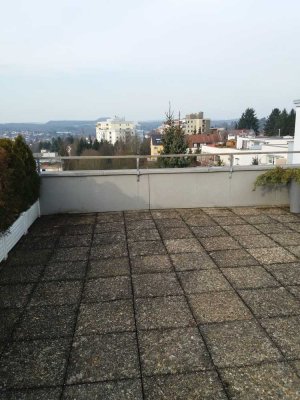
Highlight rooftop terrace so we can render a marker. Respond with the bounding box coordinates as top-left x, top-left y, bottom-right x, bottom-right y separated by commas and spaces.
1, 207, 300, 399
